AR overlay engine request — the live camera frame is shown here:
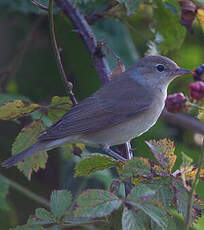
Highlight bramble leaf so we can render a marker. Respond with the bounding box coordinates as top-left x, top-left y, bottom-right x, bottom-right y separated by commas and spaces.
147, 178, 174, 209
74, 154, 117, 177
48, 96, 71, 123
50, 190, 72, 220
127, 199, 168, 229
12, 120, 48, 180
146, 139, 176, 173
35, 208, 53, 221
127, 184, 156, 201
122, 207, 145, 230
0, 100, 39, 120
74, 189, 122, 218
121, 157, 152, 180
